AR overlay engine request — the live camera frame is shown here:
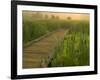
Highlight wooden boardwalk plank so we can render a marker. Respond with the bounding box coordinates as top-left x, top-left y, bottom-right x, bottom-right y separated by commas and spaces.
23, 29, 67, 68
